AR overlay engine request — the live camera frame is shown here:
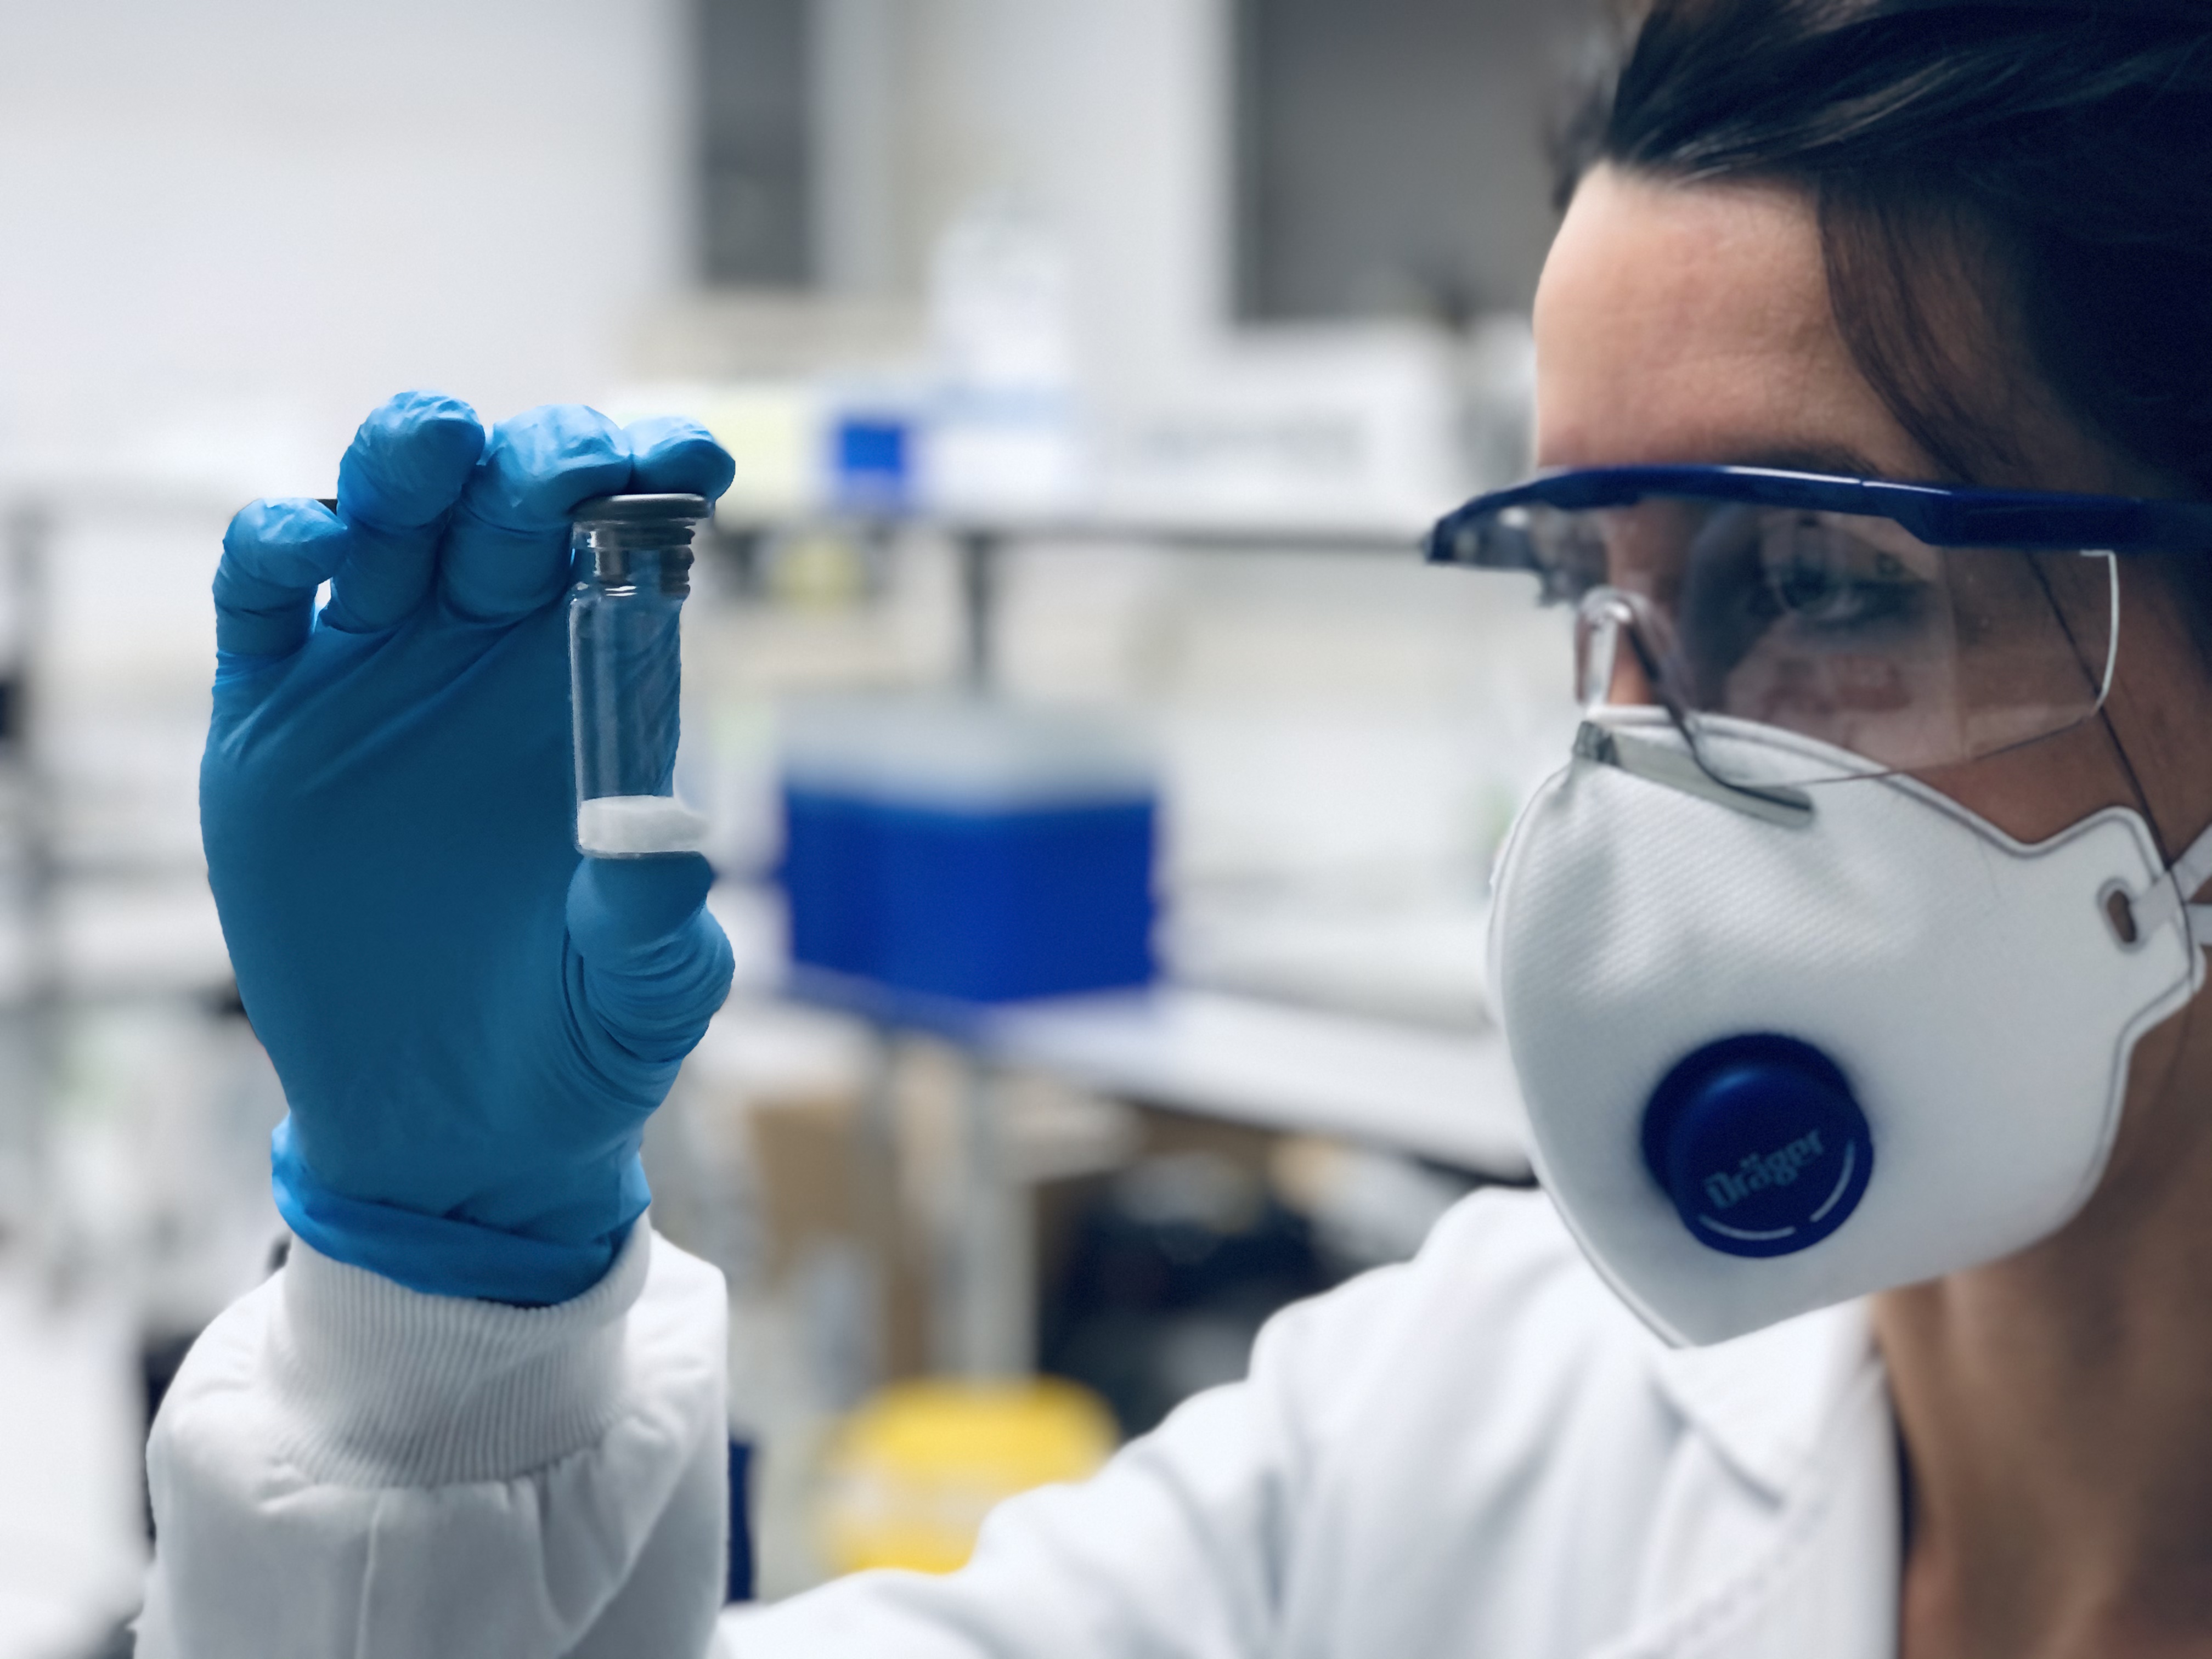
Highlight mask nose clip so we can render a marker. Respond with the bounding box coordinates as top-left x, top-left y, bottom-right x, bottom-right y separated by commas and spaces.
1575, 722, 1815, 830
1640, 1034, 1875, 1257
1573, 587, 1815, 830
